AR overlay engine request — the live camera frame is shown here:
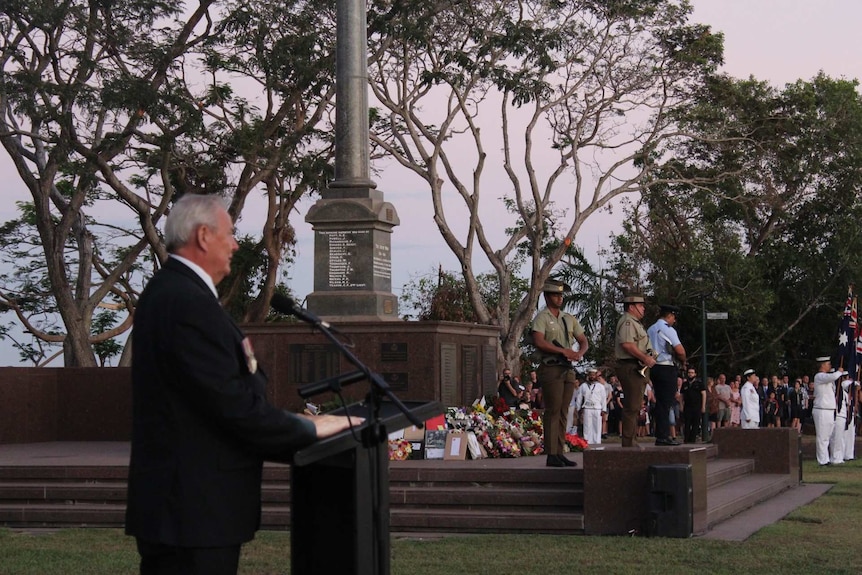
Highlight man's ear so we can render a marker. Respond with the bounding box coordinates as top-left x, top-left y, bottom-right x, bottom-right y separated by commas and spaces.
195, 224, 210, 251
